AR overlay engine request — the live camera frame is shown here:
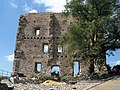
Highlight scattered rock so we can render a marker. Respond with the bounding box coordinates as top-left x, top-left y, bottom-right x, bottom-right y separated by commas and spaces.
0, 78, 102, 90
13, 80, 101, 90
